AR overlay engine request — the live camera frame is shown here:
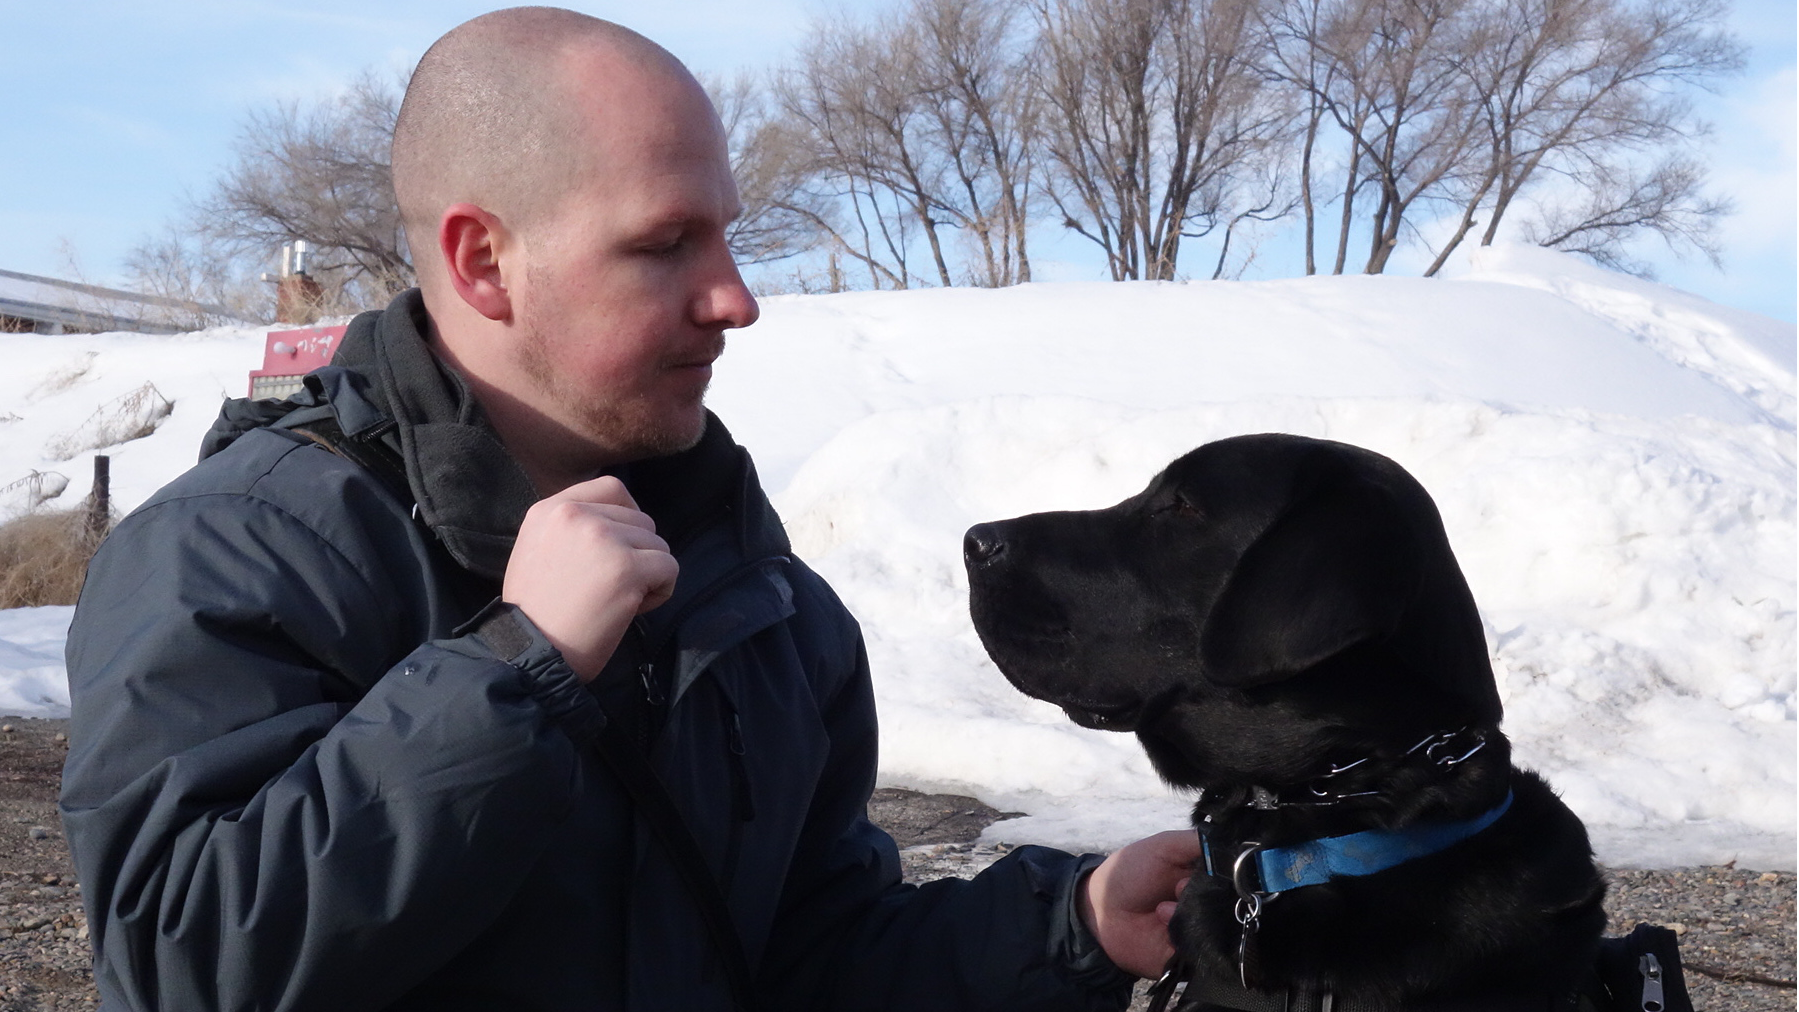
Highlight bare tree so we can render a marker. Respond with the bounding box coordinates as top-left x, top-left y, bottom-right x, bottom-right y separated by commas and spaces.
122, 227, 266, 327
1206, 159, 1302, 278
1524, 155, 1729, 275
1031, 0, 1289, 281
775, 0, 1039, 289
132, 0, 1738, 304
195, 70, 413, 311
1421, 0, 1741, 275
1264, 0, 1338, 274
777, 15, 941, 287
1307, 0, 1487, 273
703, 72, 831, 266
910, 0, 1040, 286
